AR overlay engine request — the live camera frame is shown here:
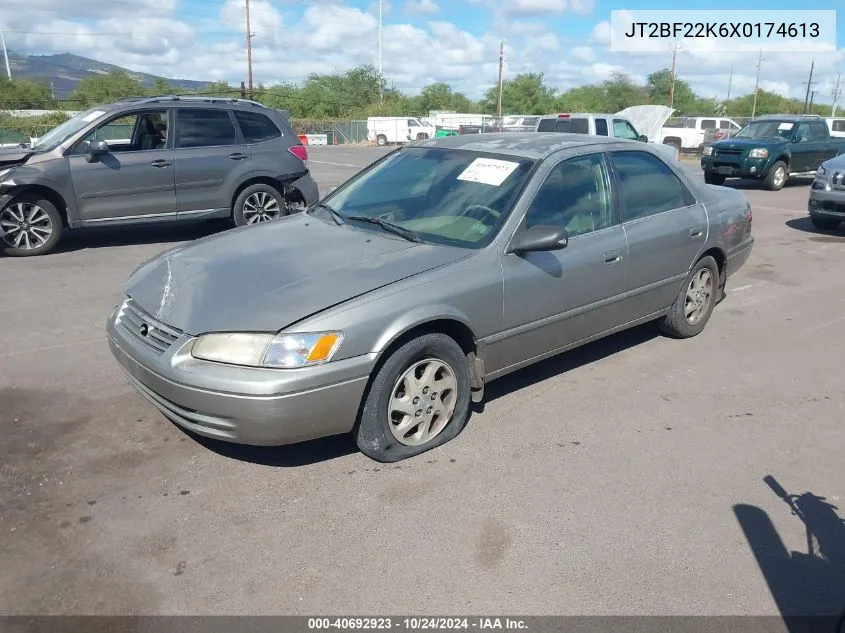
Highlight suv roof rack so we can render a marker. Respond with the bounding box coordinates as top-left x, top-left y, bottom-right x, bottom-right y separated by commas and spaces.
121, 95, 268, 108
